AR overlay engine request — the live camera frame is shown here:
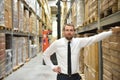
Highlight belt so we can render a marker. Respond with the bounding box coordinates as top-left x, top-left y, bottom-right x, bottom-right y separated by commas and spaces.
59, 73, 79, 77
